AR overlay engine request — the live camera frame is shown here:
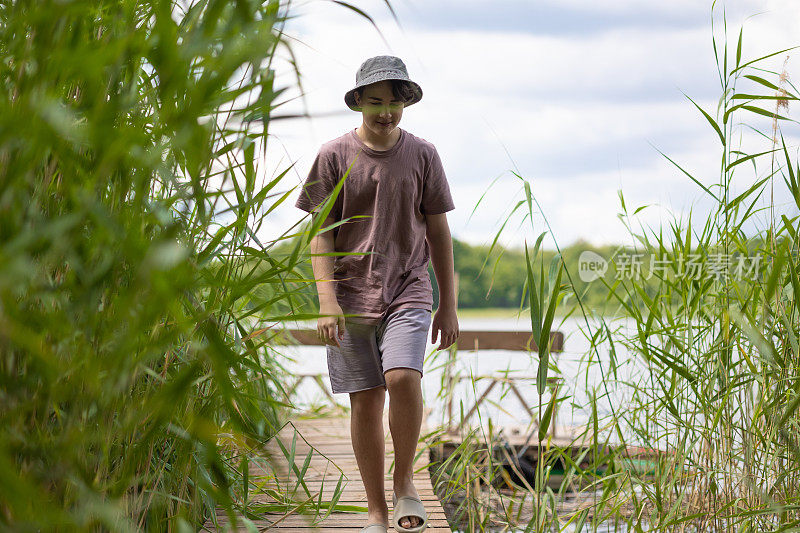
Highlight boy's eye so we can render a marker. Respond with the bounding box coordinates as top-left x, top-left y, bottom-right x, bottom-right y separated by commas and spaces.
366, 101, 402, 110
